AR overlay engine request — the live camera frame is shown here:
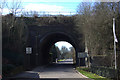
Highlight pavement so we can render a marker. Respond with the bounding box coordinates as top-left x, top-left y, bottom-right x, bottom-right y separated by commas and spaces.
8, 59, 93, 80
